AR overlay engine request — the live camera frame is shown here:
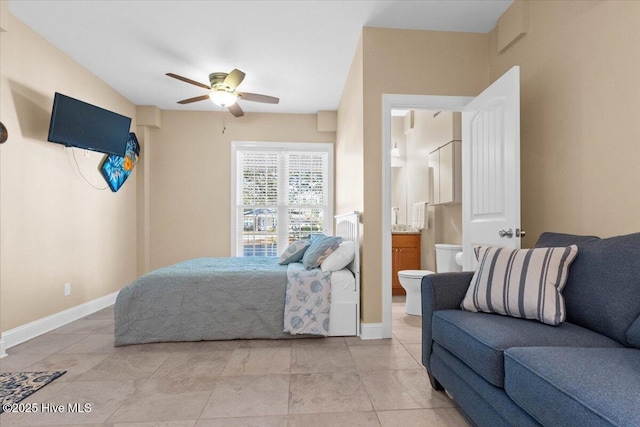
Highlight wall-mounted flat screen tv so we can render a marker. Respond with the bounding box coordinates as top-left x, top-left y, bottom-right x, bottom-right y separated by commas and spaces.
47, 92, 131, 157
